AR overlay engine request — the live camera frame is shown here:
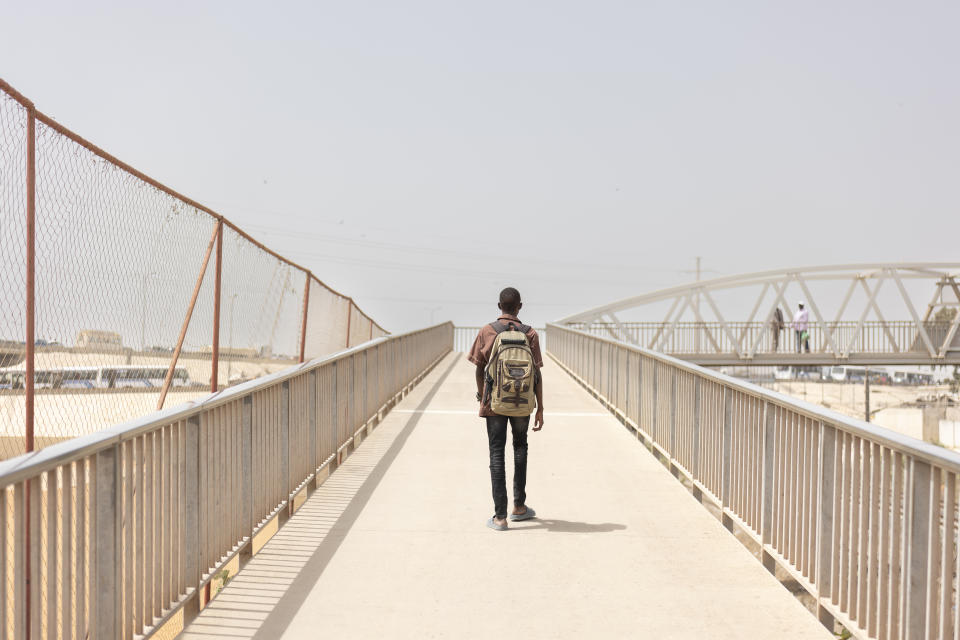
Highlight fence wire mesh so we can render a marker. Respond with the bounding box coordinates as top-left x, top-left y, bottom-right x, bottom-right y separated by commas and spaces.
34, 118, 218, 450
214, 226, 307, 387
302, 278, 352, 360
0, 79, 387, 461
0, 91, 28, 460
